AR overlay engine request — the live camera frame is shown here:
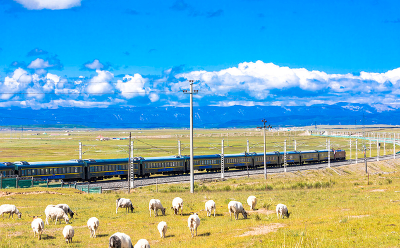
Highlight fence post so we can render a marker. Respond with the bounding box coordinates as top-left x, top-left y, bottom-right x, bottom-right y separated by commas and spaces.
0, 175, 2, 189
100, 186, 103, 194
31, 176, 33, 188
61, 180, 63, 188
16, 177, 19, 189
74, 181, 77, 189
47, 178, 49, 187
88, 183, 90, 193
